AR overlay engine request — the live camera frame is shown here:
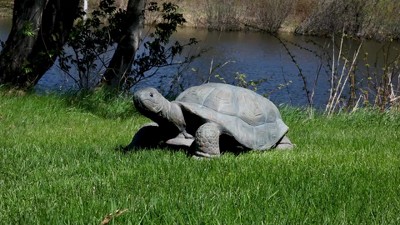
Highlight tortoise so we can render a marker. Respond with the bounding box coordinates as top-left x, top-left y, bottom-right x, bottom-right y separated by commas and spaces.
124, 83, 293, 157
